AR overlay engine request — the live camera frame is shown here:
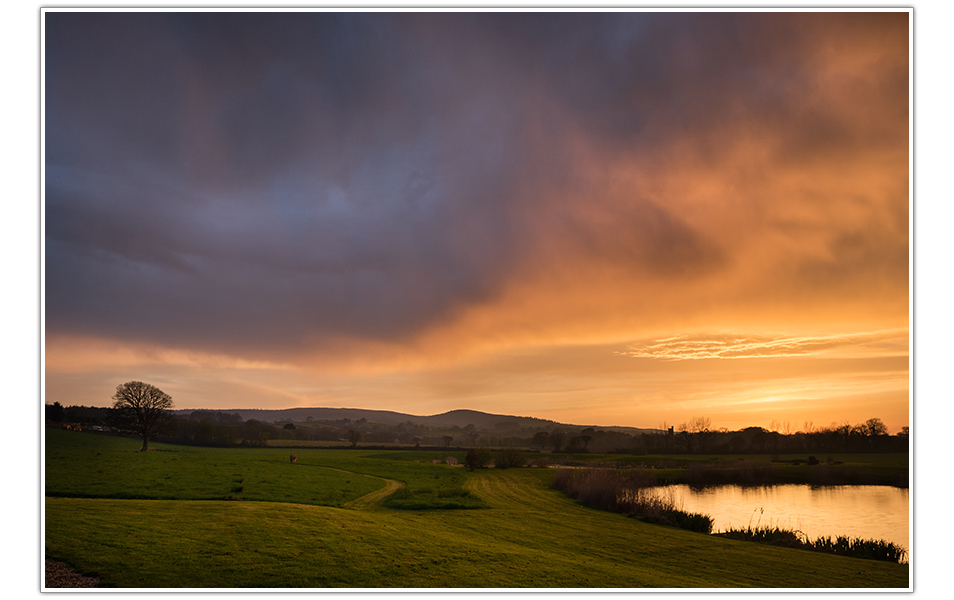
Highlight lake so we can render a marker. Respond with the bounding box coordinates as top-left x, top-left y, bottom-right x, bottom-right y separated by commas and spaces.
645, 484, 910, 551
